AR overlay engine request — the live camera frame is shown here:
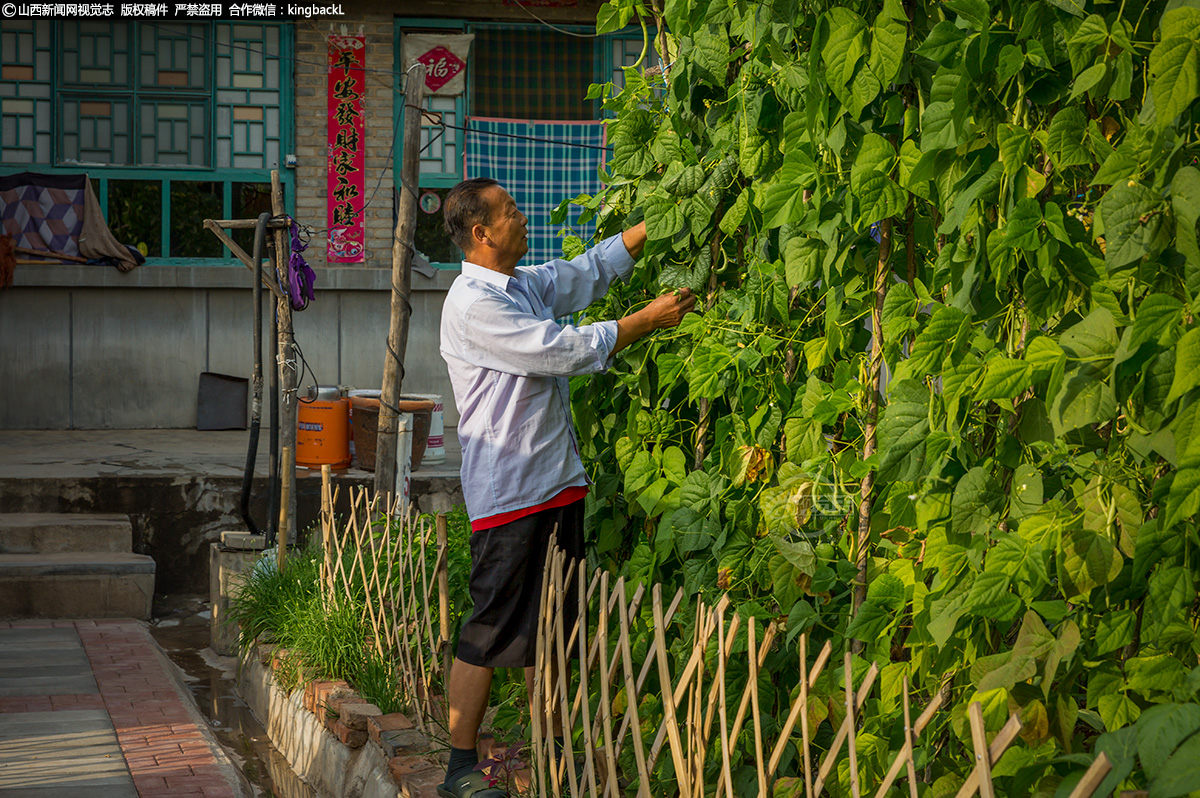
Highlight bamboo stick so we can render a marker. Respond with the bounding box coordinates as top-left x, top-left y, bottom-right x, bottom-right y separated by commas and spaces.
576, 565, 599, 798
873, 683, 944, 798
812, 663, 879, 795
713, 620, 778, 798
902, 676, 920, 798
616, 575, 652, 798
276, 446, 290, 570
845, 654, 861, 798
436, 514, 452, 680
530, 545, 554, 798
596, 583, 650, 750
768, 636, 833, 778
750, 618, 768, 797
596, 570, 620, 798
1068, 753, 1113, 798
968, 702, 994, 798
701, 609, 740, 742
716, 604, 734, 798
553, 553, 581, 798
652, 584, 690, 790
800, 637, 813, 798
646, 601, 718, 770
321, 465, 332, 596
951, 714, 1022, 798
